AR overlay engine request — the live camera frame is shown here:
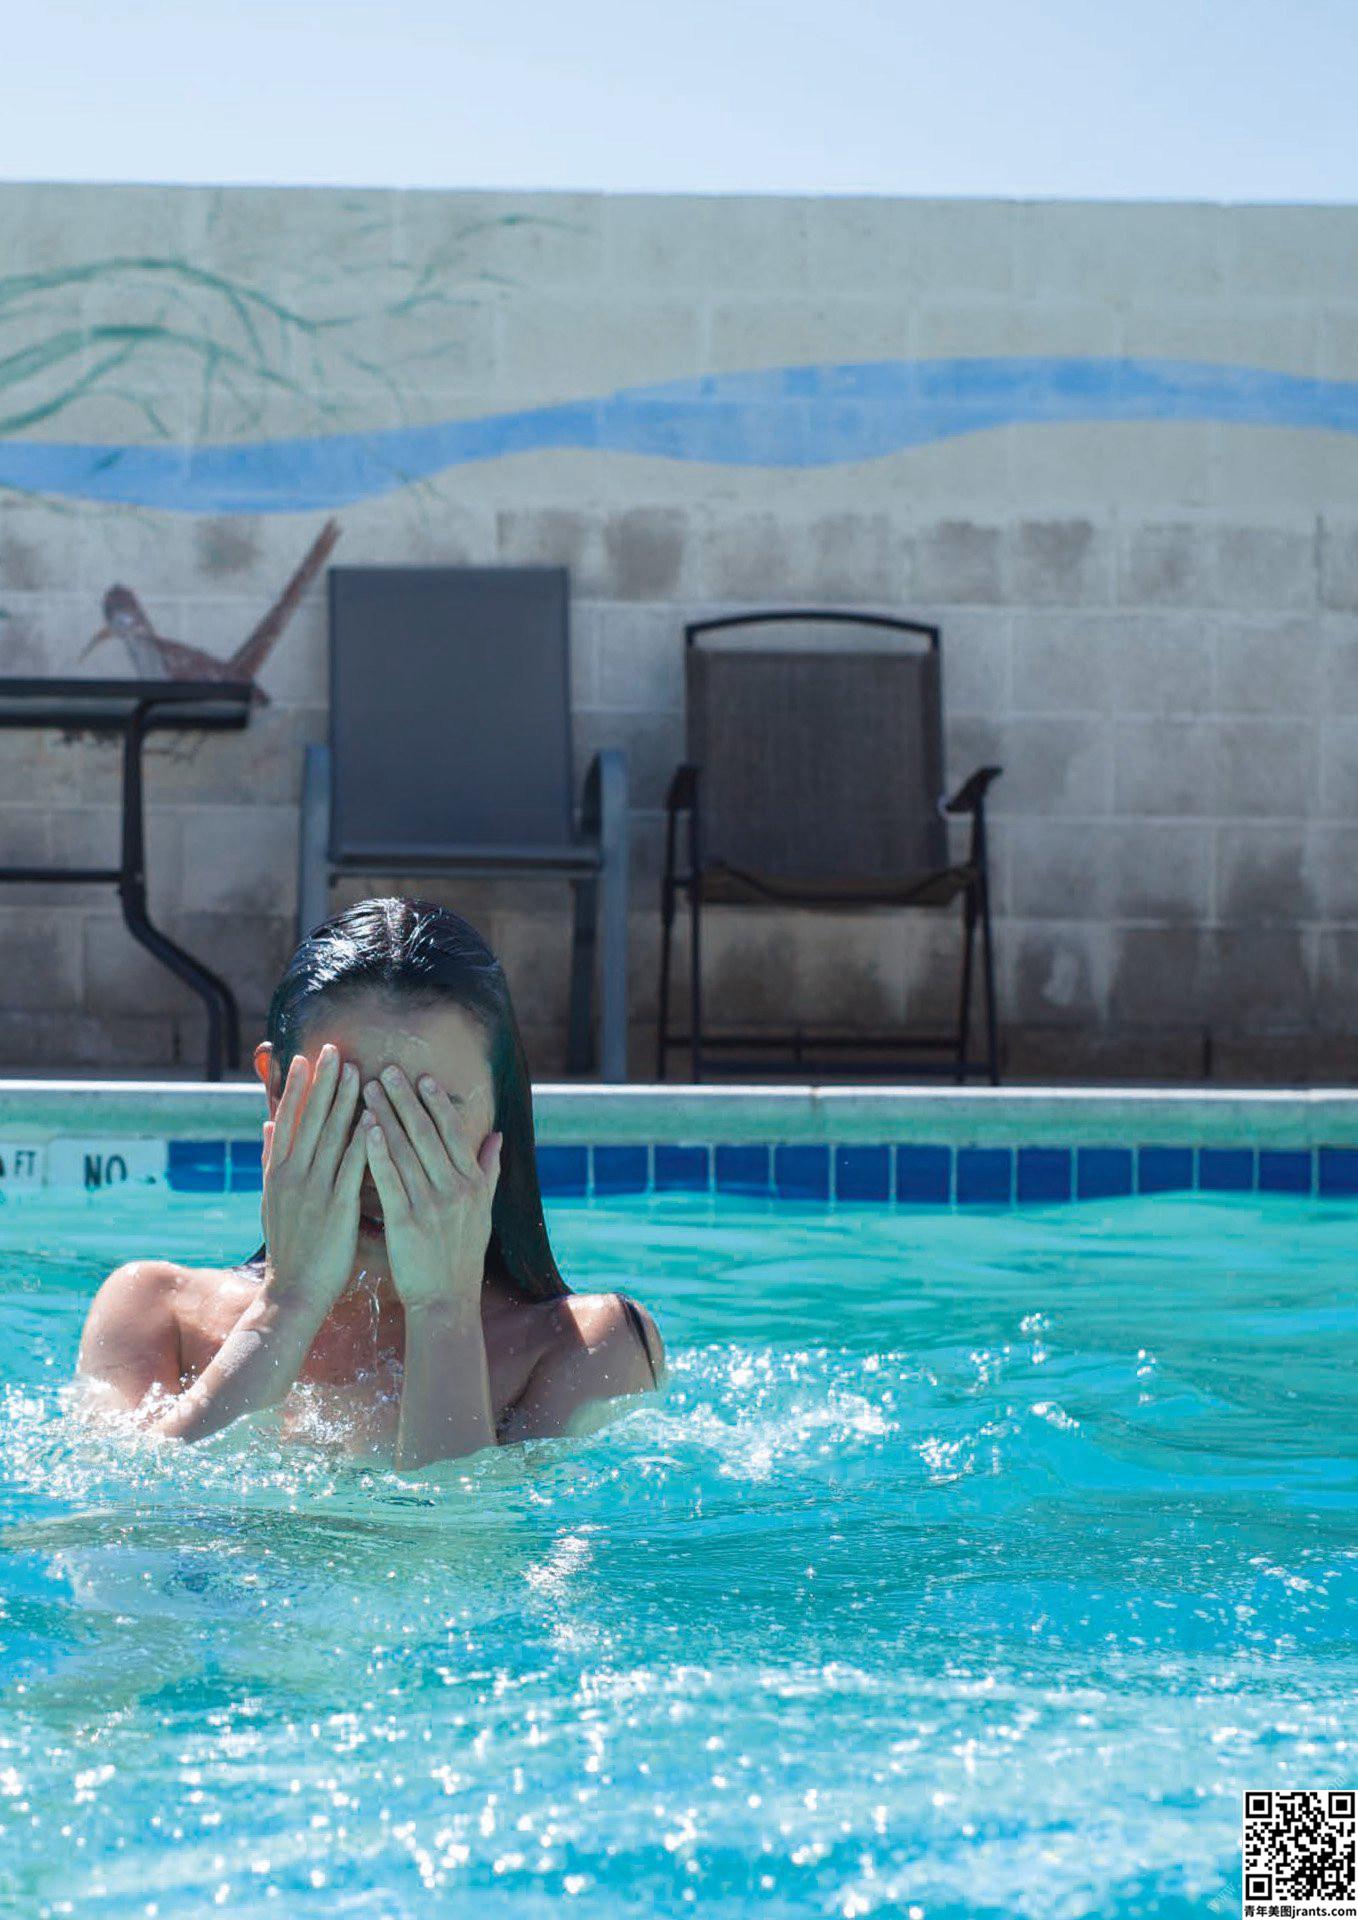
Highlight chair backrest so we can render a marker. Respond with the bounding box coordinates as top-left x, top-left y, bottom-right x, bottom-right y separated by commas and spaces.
328, 565, 575, 860
685, 611, 948, 884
